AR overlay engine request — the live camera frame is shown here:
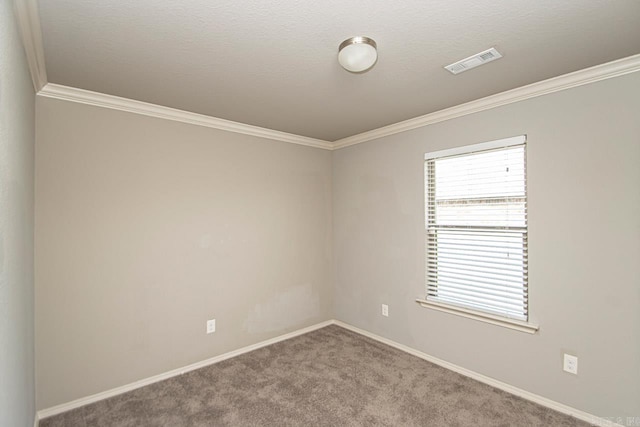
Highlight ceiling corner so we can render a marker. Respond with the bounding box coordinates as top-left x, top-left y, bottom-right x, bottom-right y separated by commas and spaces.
332, 53, 640, 150
13, 0, 47, 92
38, 83, 335, 150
